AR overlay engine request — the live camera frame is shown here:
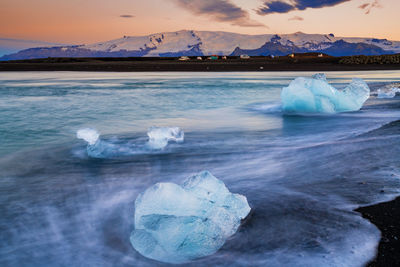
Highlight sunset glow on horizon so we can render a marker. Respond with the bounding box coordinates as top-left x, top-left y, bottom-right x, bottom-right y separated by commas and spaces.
1, 0, 399, 44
